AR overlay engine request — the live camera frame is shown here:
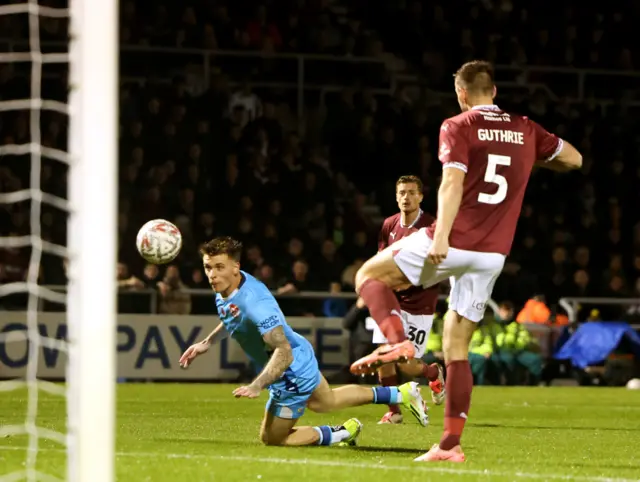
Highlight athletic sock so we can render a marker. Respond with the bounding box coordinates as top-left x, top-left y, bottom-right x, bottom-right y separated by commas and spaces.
371, 386, 402, 405
439, 360, 472, 450
359, 278, 406, 343
314, 425, 351, 446
423, 363, 440, 382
